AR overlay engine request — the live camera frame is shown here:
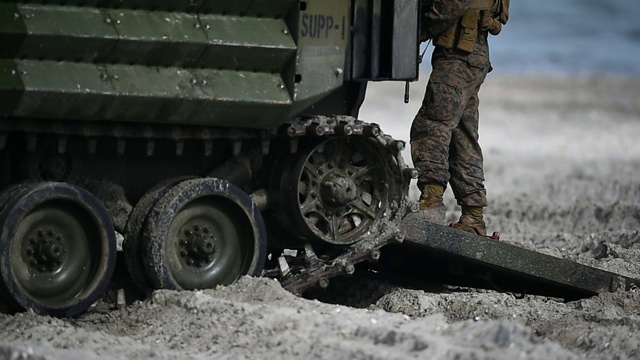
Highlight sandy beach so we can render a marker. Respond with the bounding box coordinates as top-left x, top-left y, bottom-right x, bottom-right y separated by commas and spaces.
1, 75, 640, 359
